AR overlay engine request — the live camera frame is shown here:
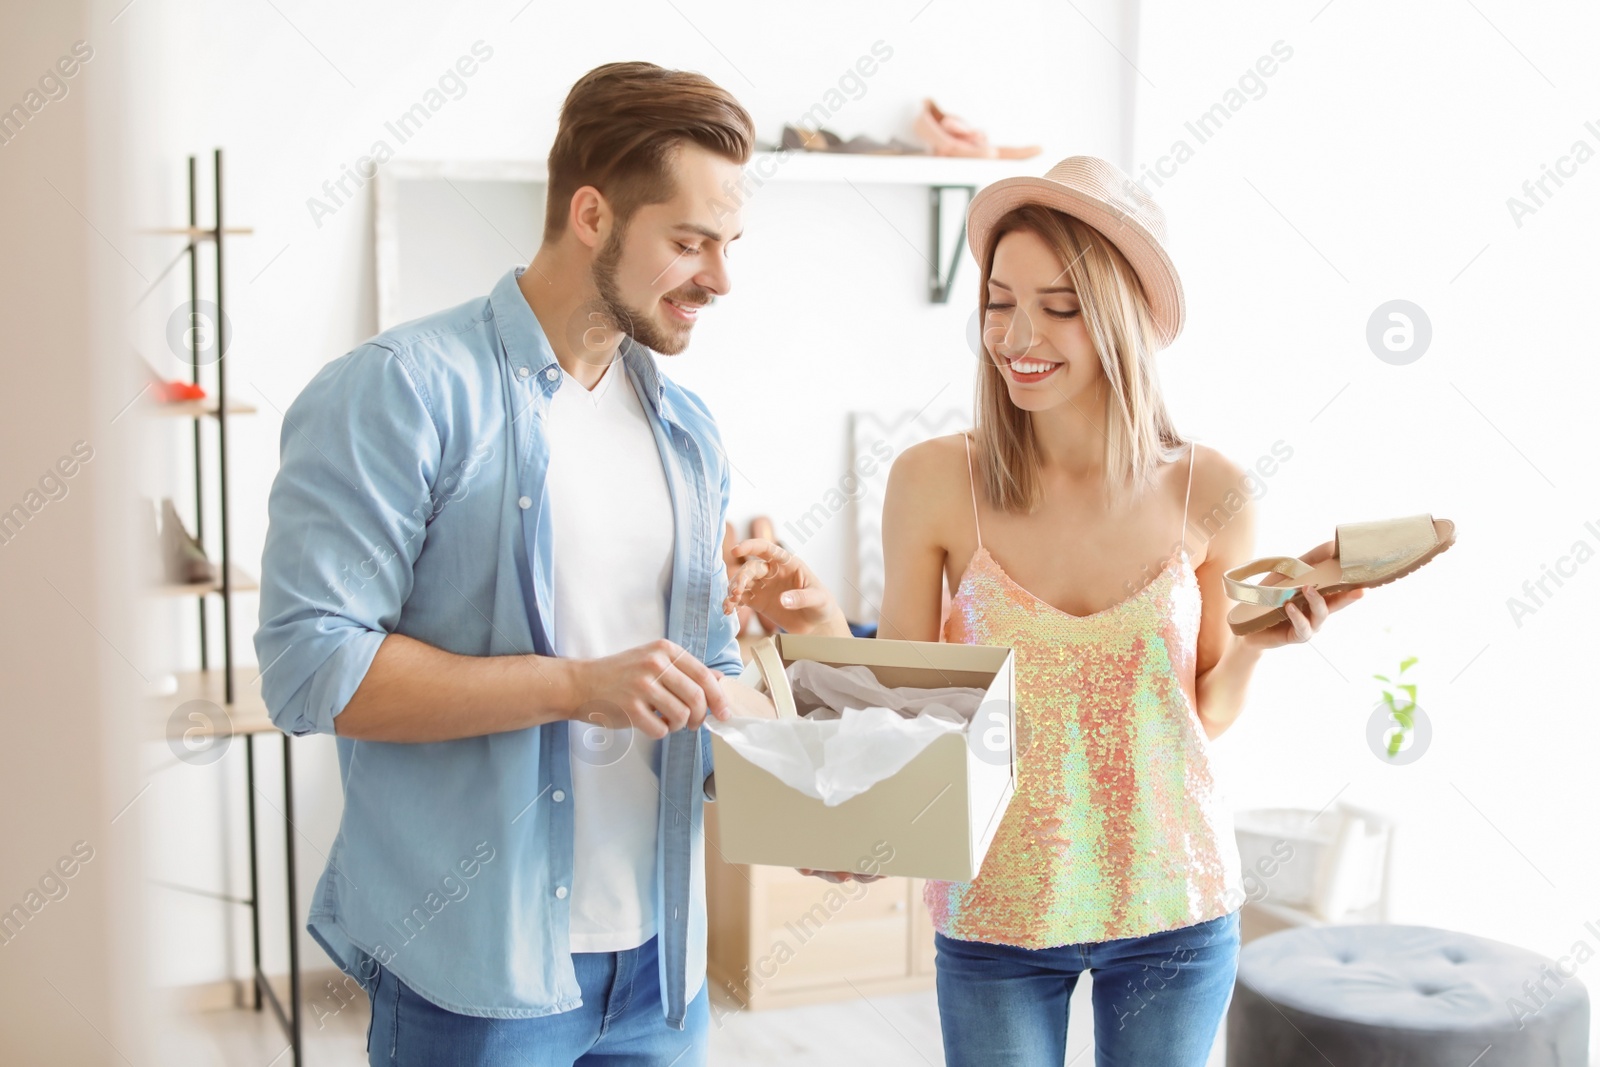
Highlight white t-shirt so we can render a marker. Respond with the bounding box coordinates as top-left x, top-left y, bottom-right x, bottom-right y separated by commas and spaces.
545, 358, 675, 953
